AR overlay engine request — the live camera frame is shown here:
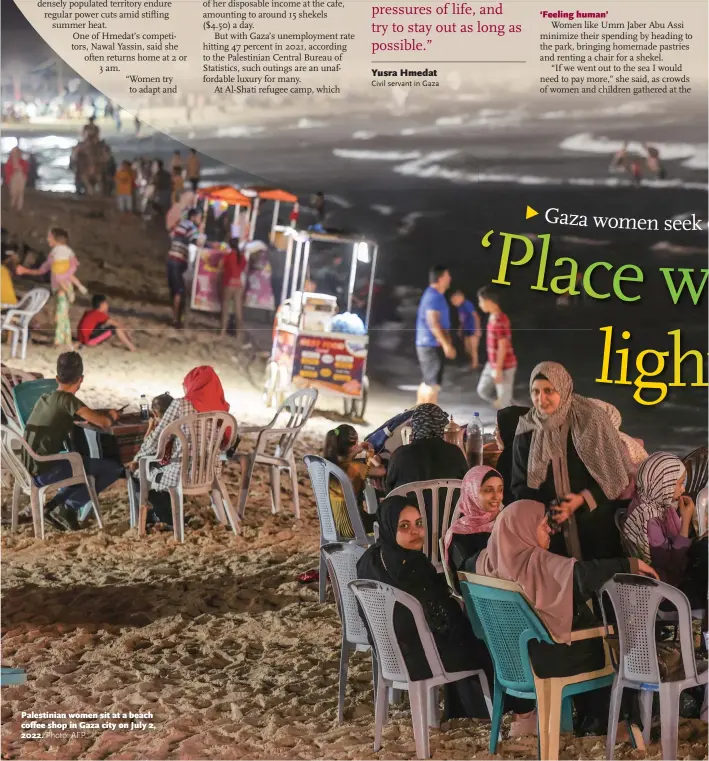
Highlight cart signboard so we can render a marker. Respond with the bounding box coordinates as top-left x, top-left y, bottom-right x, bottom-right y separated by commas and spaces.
292, 333, 367, 398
